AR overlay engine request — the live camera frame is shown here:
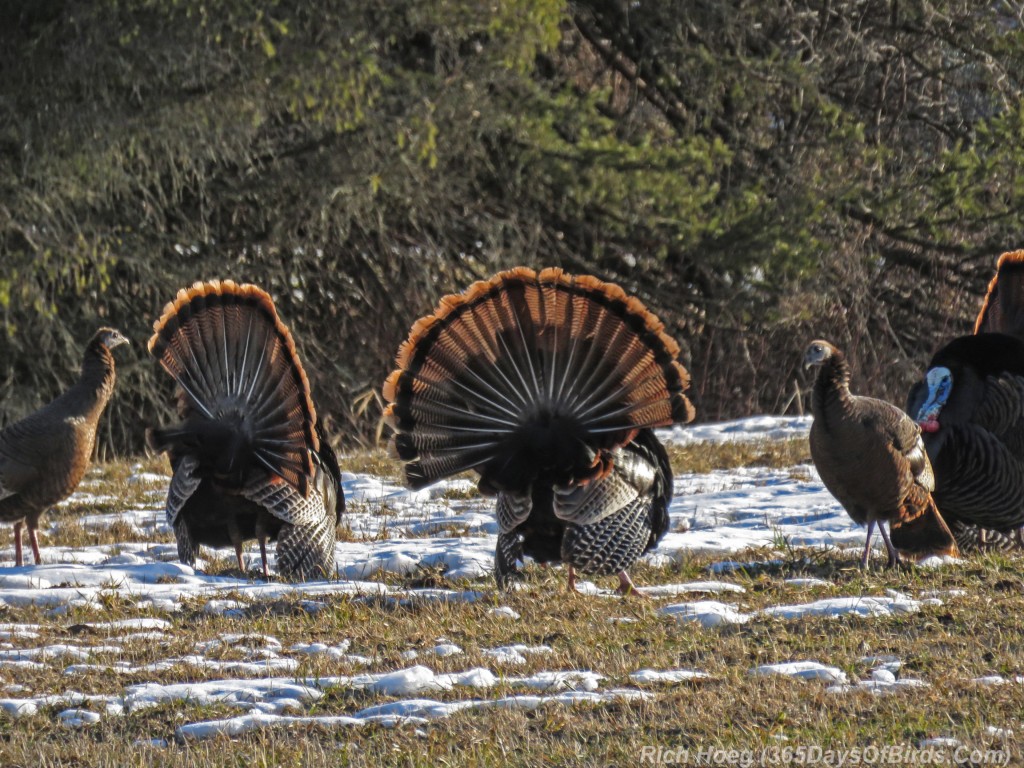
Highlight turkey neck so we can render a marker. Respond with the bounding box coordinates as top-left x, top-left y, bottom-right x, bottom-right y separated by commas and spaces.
75, 340, 118, 420
812, 352, 855, 428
